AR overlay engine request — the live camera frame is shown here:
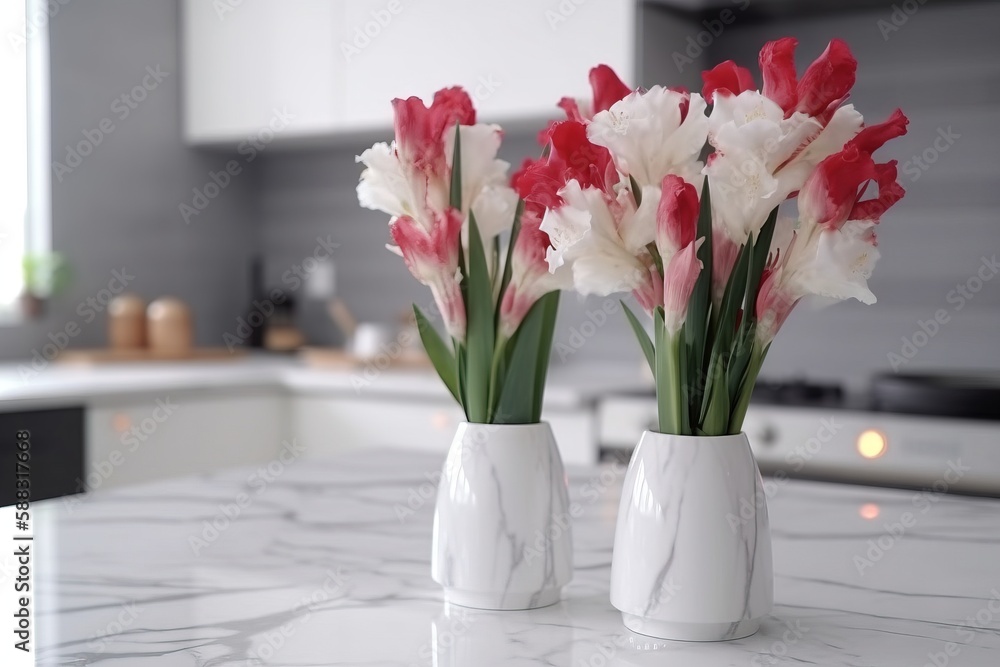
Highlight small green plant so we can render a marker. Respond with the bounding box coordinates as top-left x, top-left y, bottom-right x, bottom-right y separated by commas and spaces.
22, 253, 71, 299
